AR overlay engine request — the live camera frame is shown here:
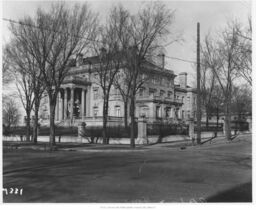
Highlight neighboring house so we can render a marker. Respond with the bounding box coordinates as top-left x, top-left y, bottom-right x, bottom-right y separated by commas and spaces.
38, 54, 197, 126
